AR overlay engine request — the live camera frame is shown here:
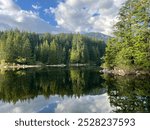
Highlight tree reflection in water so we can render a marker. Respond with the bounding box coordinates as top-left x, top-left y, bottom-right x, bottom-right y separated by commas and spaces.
102, 74, 150, 113
0, 68, 149, 112
0, 67, 104, 103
